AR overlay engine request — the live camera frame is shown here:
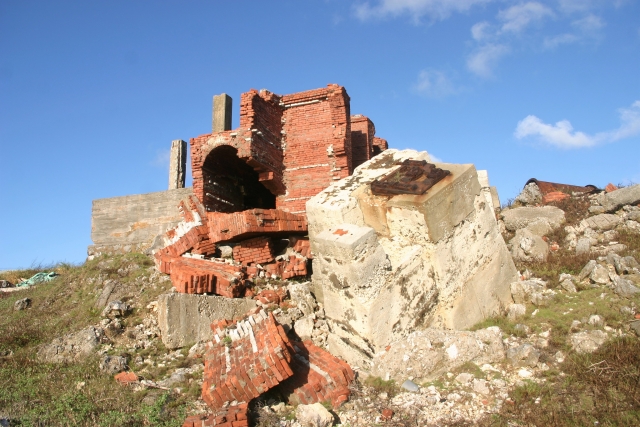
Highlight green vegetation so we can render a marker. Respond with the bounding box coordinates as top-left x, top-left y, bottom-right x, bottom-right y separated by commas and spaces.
0, 254, 190, 426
